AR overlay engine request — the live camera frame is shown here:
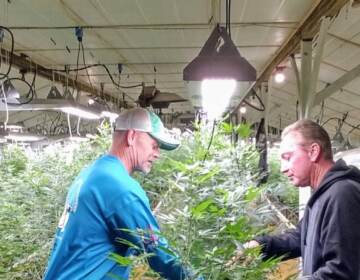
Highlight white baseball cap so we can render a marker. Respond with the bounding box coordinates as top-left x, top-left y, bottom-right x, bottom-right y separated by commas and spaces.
114, 108, 180, 151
